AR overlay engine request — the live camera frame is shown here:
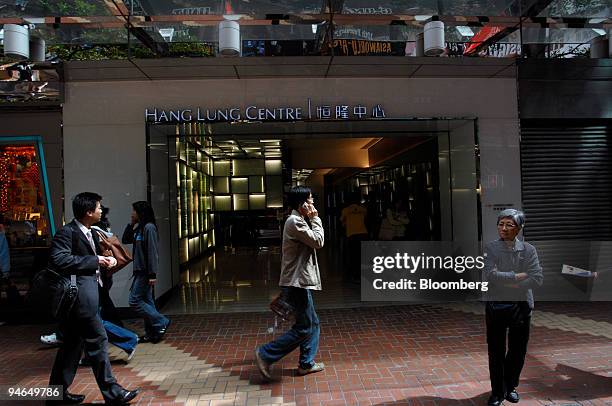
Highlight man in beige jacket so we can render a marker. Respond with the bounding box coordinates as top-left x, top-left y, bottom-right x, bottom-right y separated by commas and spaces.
255, 186, 325, 379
